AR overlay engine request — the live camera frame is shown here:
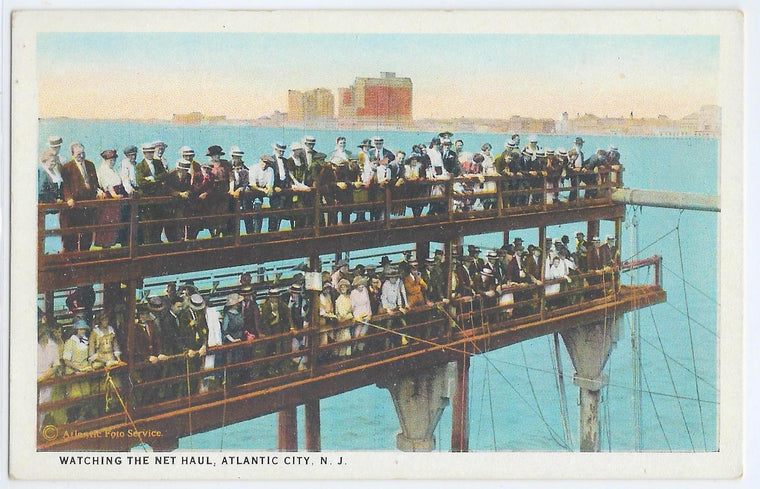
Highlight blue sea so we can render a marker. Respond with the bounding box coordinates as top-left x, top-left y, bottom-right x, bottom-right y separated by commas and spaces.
39, 120, 718, 452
